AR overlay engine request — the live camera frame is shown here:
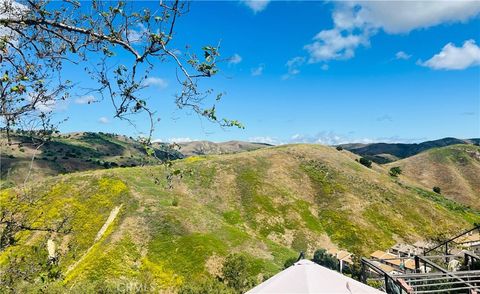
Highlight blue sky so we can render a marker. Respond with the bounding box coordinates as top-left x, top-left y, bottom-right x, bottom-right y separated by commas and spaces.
59, 1, 480, 144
